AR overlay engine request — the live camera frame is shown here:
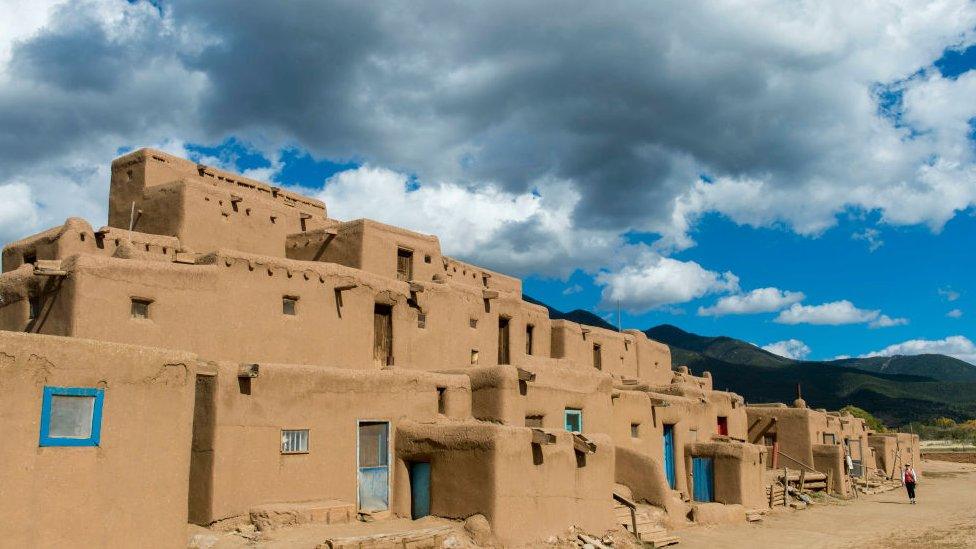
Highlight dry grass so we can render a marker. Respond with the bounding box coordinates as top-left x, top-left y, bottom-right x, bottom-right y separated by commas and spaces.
882, 521, 976, 549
